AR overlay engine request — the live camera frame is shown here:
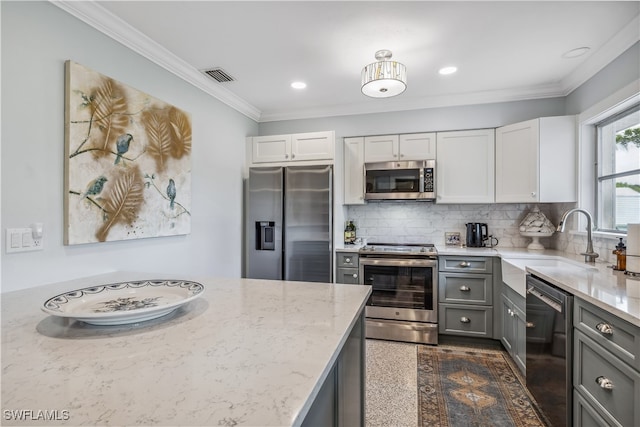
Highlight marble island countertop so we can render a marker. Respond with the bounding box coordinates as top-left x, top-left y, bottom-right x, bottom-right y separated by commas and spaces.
1, 272, 371, 426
